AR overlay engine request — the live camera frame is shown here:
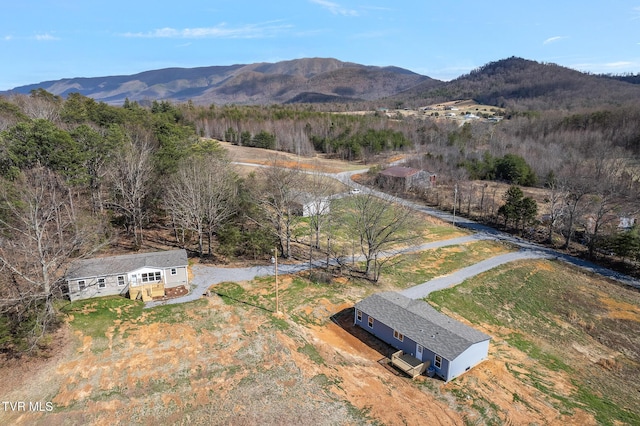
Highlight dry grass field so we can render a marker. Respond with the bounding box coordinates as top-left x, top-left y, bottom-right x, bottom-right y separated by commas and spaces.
221, 141, 373, 174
